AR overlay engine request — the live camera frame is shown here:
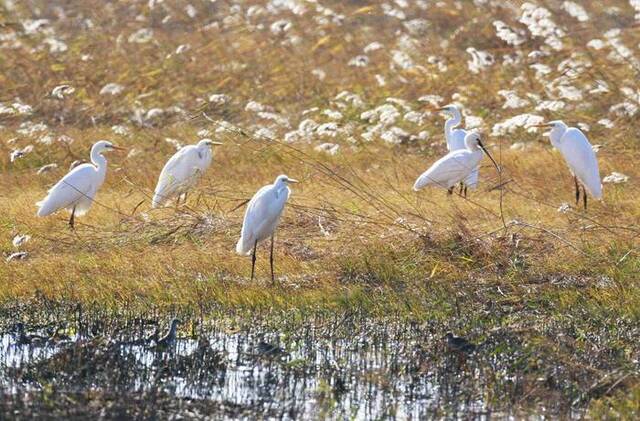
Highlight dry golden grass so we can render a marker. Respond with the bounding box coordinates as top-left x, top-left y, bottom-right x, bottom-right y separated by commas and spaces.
1, 0, 640, 413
